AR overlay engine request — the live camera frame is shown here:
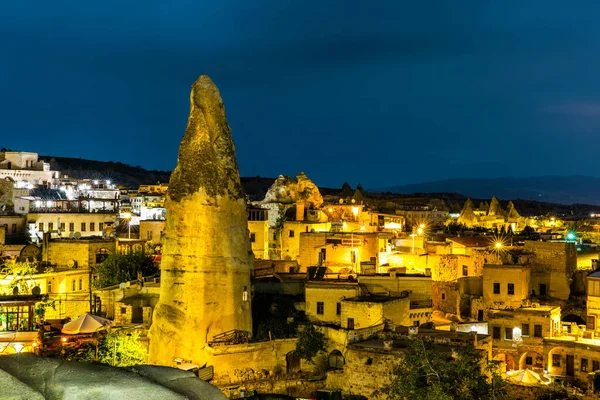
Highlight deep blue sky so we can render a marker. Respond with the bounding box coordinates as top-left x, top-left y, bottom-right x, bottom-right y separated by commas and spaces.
2, 2, 600, 188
